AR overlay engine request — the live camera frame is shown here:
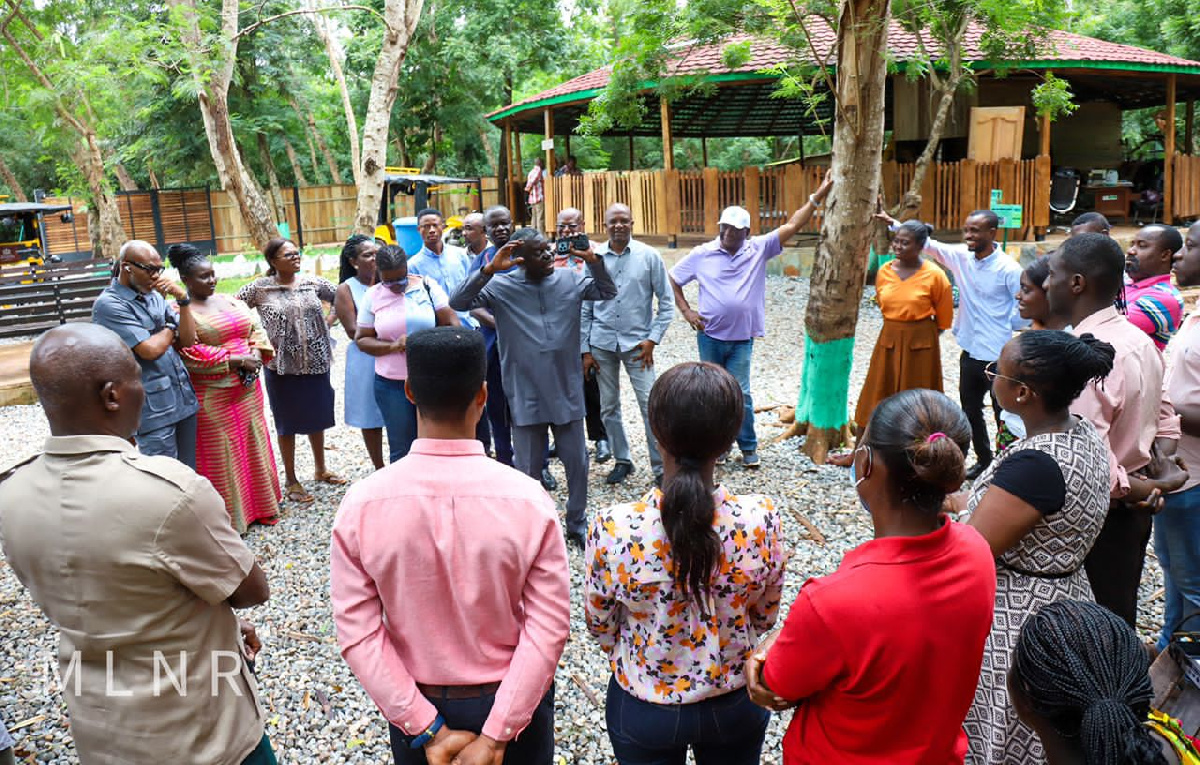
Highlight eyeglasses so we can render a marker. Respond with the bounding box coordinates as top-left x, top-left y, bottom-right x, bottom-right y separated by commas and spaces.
381, 277, 408, 293
126, 260, 165, 276
984, 361, 1030, 389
